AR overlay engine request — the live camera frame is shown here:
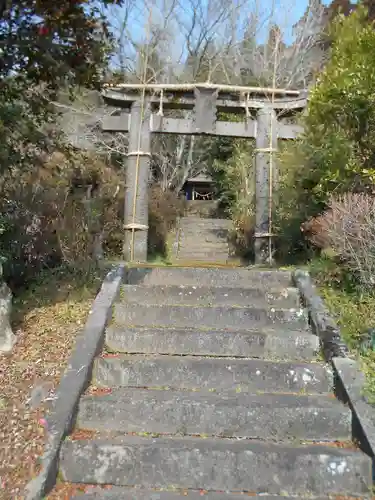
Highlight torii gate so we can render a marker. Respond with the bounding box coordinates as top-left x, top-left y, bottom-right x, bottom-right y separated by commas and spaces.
102, 83, 307, 264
